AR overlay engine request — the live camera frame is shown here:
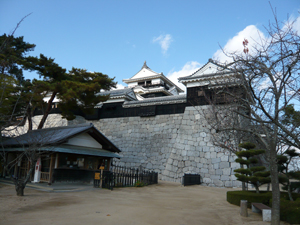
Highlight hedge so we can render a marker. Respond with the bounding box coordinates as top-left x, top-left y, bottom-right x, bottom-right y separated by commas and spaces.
270, 198, 300, 224
227, 190, 300, 224
227, 191, 272, 208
